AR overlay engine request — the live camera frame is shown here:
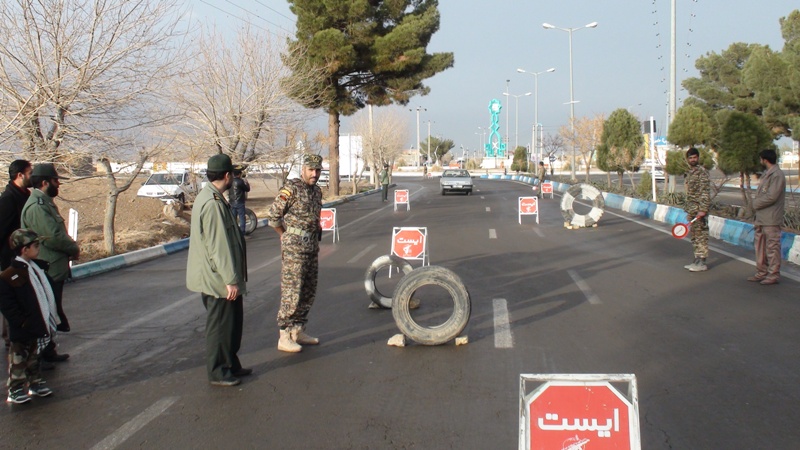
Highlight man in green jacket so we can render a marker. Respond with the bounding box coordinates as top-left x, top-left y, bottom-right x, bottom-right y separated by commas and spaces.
748, 149, 786, 285
20, 163, 78, 363
379, 163, 390, 202
186, 154, 250, 386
